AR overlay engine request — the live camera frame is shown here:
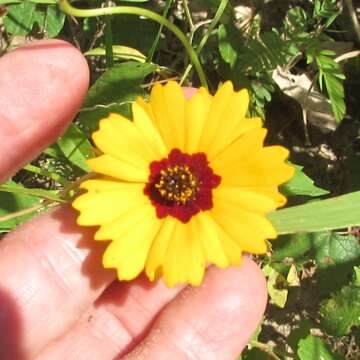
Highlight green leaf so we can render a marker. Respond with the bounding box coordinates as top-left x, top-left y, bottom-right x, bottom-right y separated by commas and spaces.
311, 231, 360, 293
281, 165, 329, 197
0, 182, 65, 203
298, 335, 344, 360
42, 144, 65, 159
311, 232, 360, 270
354, 266, 360, 286
3, 0, 37, 35
57, 123, 95, 172
320, 283, 360, 337
218, 23, 239, 67
262, 264, 288, 308
45, 5, 66, 37
79, 61, 157, 134
287, 319, 313, 353
269, 191, 360, 234
31, 0, 57, 3
323, 71, 346, 122
272, 233, 312, 262
85, 45, 146, 63
0, 184, 41, 232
